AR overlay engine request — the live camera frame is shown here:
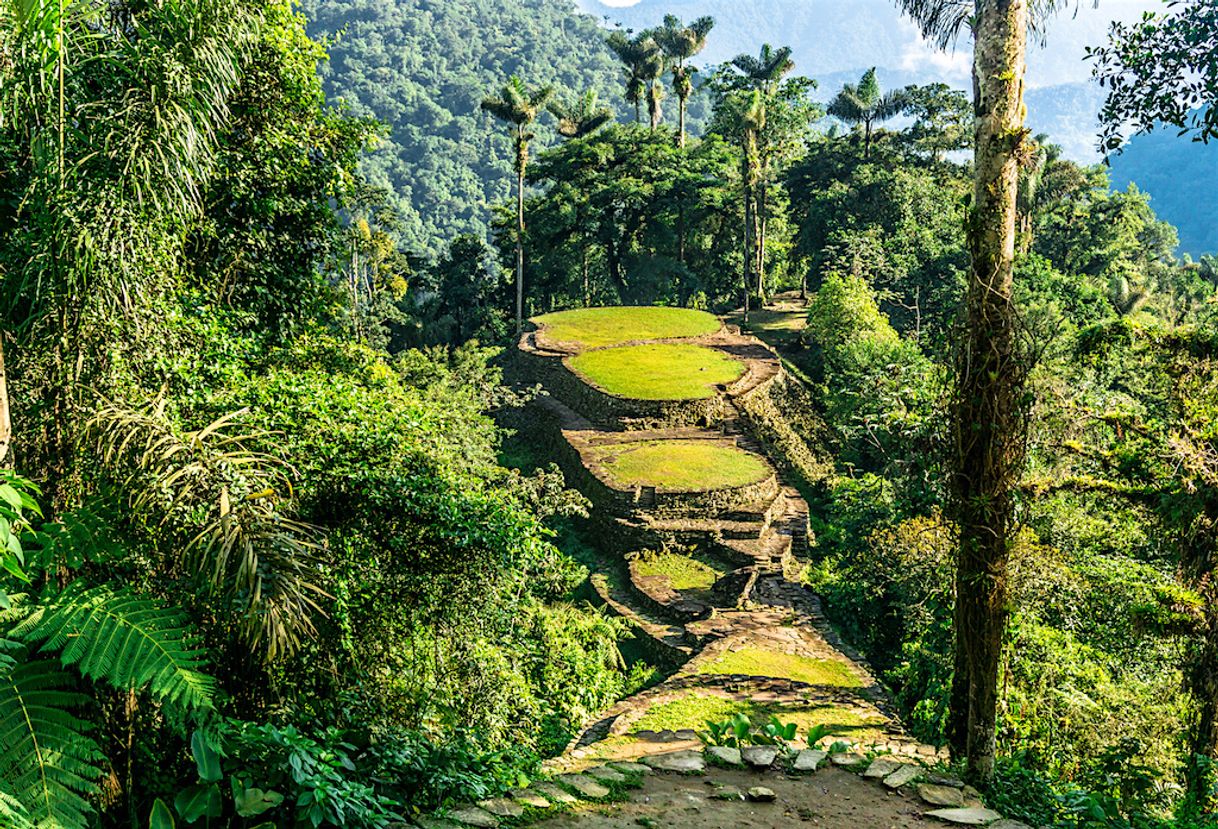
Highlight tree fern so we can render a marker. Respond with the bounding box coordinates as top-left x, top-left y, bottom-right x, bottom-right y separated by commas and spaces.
0, 657, 103, 828
12, 584, 216, 711
0, 788, 33, 829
